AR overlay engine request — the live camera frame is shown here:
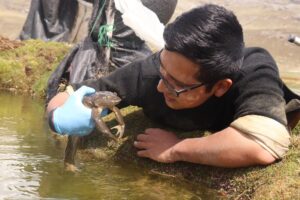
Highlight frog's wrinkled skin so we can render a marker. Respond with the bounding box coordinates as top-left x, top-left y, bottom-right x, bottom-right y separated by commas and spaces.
83, 91, 125, 139
64, 91, 125, 171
